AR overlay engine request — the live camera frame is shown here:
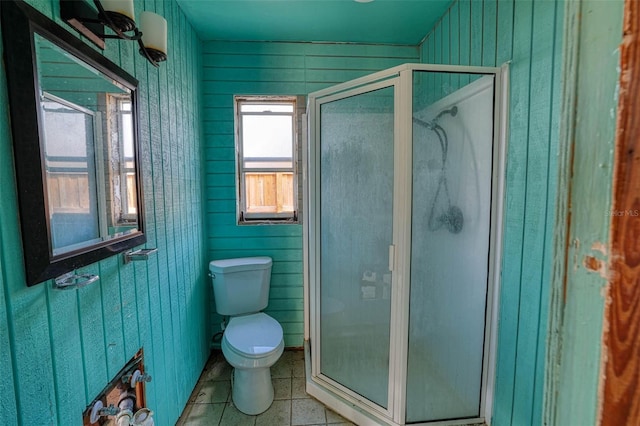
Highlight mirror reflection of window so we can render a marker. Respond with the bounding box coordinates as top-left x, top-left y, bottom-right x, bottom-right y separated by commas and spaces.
104, 94, 137, 230
41, 93, 102, 254
34, 32, 140, 258
118, 97, 137, 217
